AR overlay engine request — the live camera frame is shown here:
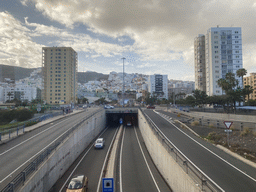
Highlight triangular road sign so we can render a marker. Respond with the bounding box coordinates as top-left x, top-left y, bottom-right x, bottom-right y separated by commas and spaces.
224, 121, 233, 129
